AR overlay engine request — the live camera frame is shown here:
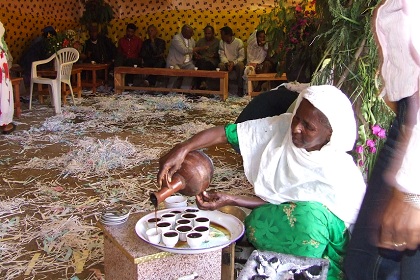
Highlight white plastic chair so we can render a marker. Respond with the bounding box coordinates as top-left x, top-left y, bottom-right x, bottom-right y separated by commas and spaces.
29, 48, 79, 114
